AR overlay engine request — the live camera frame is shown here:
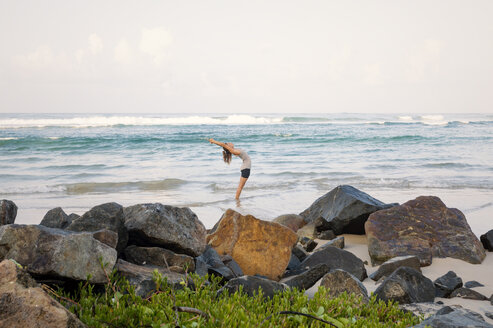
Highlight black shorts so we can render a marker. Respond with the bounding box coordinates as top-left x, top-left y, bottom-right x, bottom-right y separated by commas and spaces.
241, 168, 251, 178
